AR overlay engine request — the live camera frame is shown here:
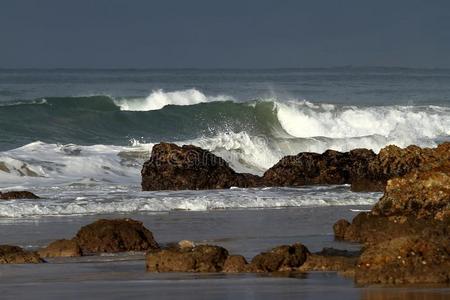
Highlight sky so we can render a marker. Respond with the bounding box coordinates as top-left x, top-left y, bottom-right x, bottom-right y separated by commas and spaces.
0, 0, 449, 68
